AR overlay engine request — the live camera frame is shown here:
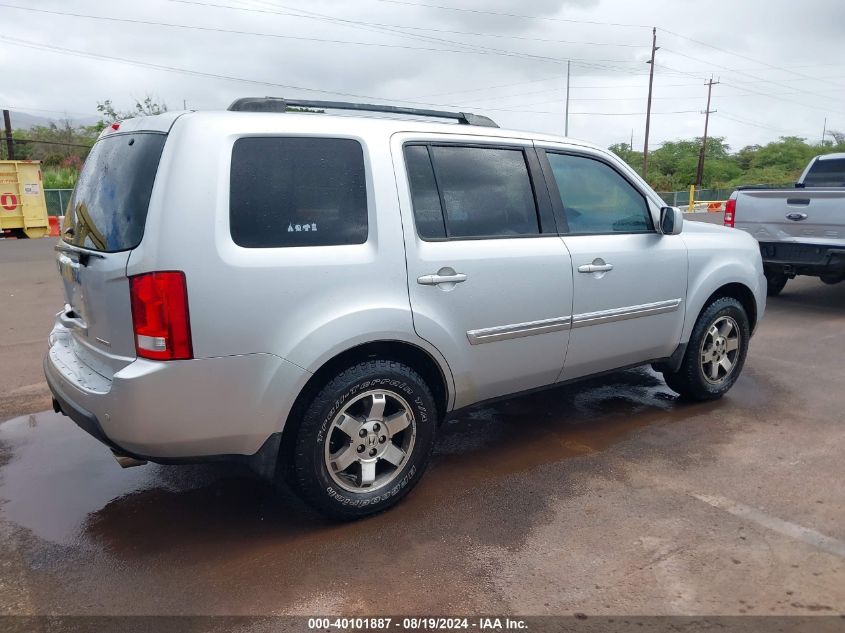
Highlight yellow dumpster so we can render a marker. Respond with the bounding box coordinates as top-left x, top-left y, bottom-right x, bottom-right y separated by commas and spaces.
0, 160, 50, 239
